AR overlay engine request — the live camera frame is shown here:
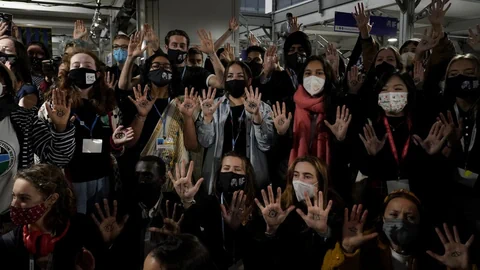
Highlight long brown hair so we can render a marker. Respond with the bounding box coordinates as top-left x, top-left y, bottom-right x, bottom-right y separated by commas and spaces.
282, 156, 330, 208
214, 152, 257, 223
15, 164, 76, 230
52, 48, 116, 115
